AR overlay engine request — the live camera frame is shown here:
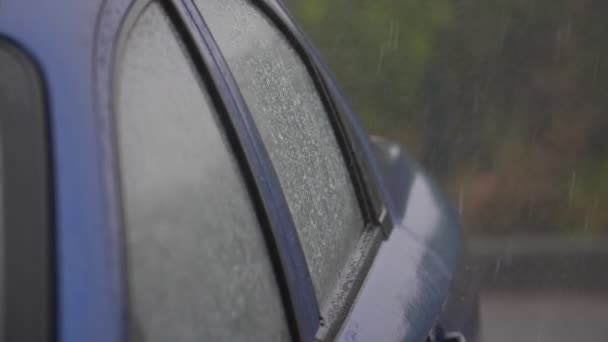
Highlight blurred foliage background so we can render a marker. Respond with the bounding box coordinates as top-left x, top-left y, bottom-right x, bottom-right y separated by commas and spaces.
282, 0, 608, 234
